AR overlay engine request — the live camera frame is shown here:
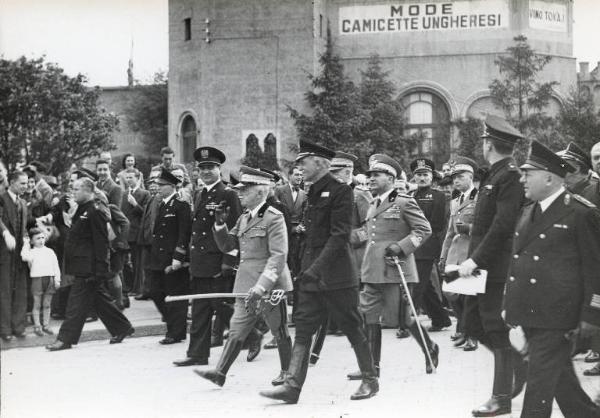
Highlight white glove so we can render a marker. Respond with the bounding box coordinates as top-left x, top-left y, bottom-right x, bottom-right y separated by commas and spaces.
458, 258, 478, 277
3, 230, 16, 251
